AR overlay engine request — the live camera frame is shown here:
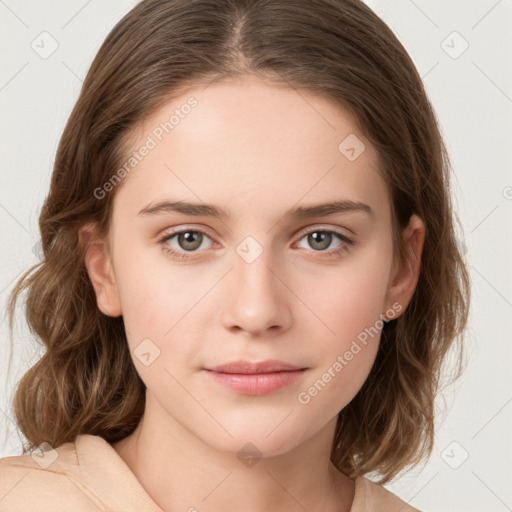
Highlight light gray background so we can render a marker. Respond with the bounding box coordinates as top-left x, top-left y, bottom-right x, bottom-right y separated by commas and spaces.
1, 1, 511, 511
